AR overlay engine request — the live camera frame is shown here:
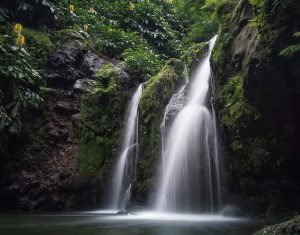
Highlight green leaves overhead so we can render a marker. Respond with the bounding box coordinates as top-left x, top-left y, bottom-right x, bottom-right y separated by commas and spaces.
201, 0, 235, 21
67, 0, 188, 57
0, 35, 44, 134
